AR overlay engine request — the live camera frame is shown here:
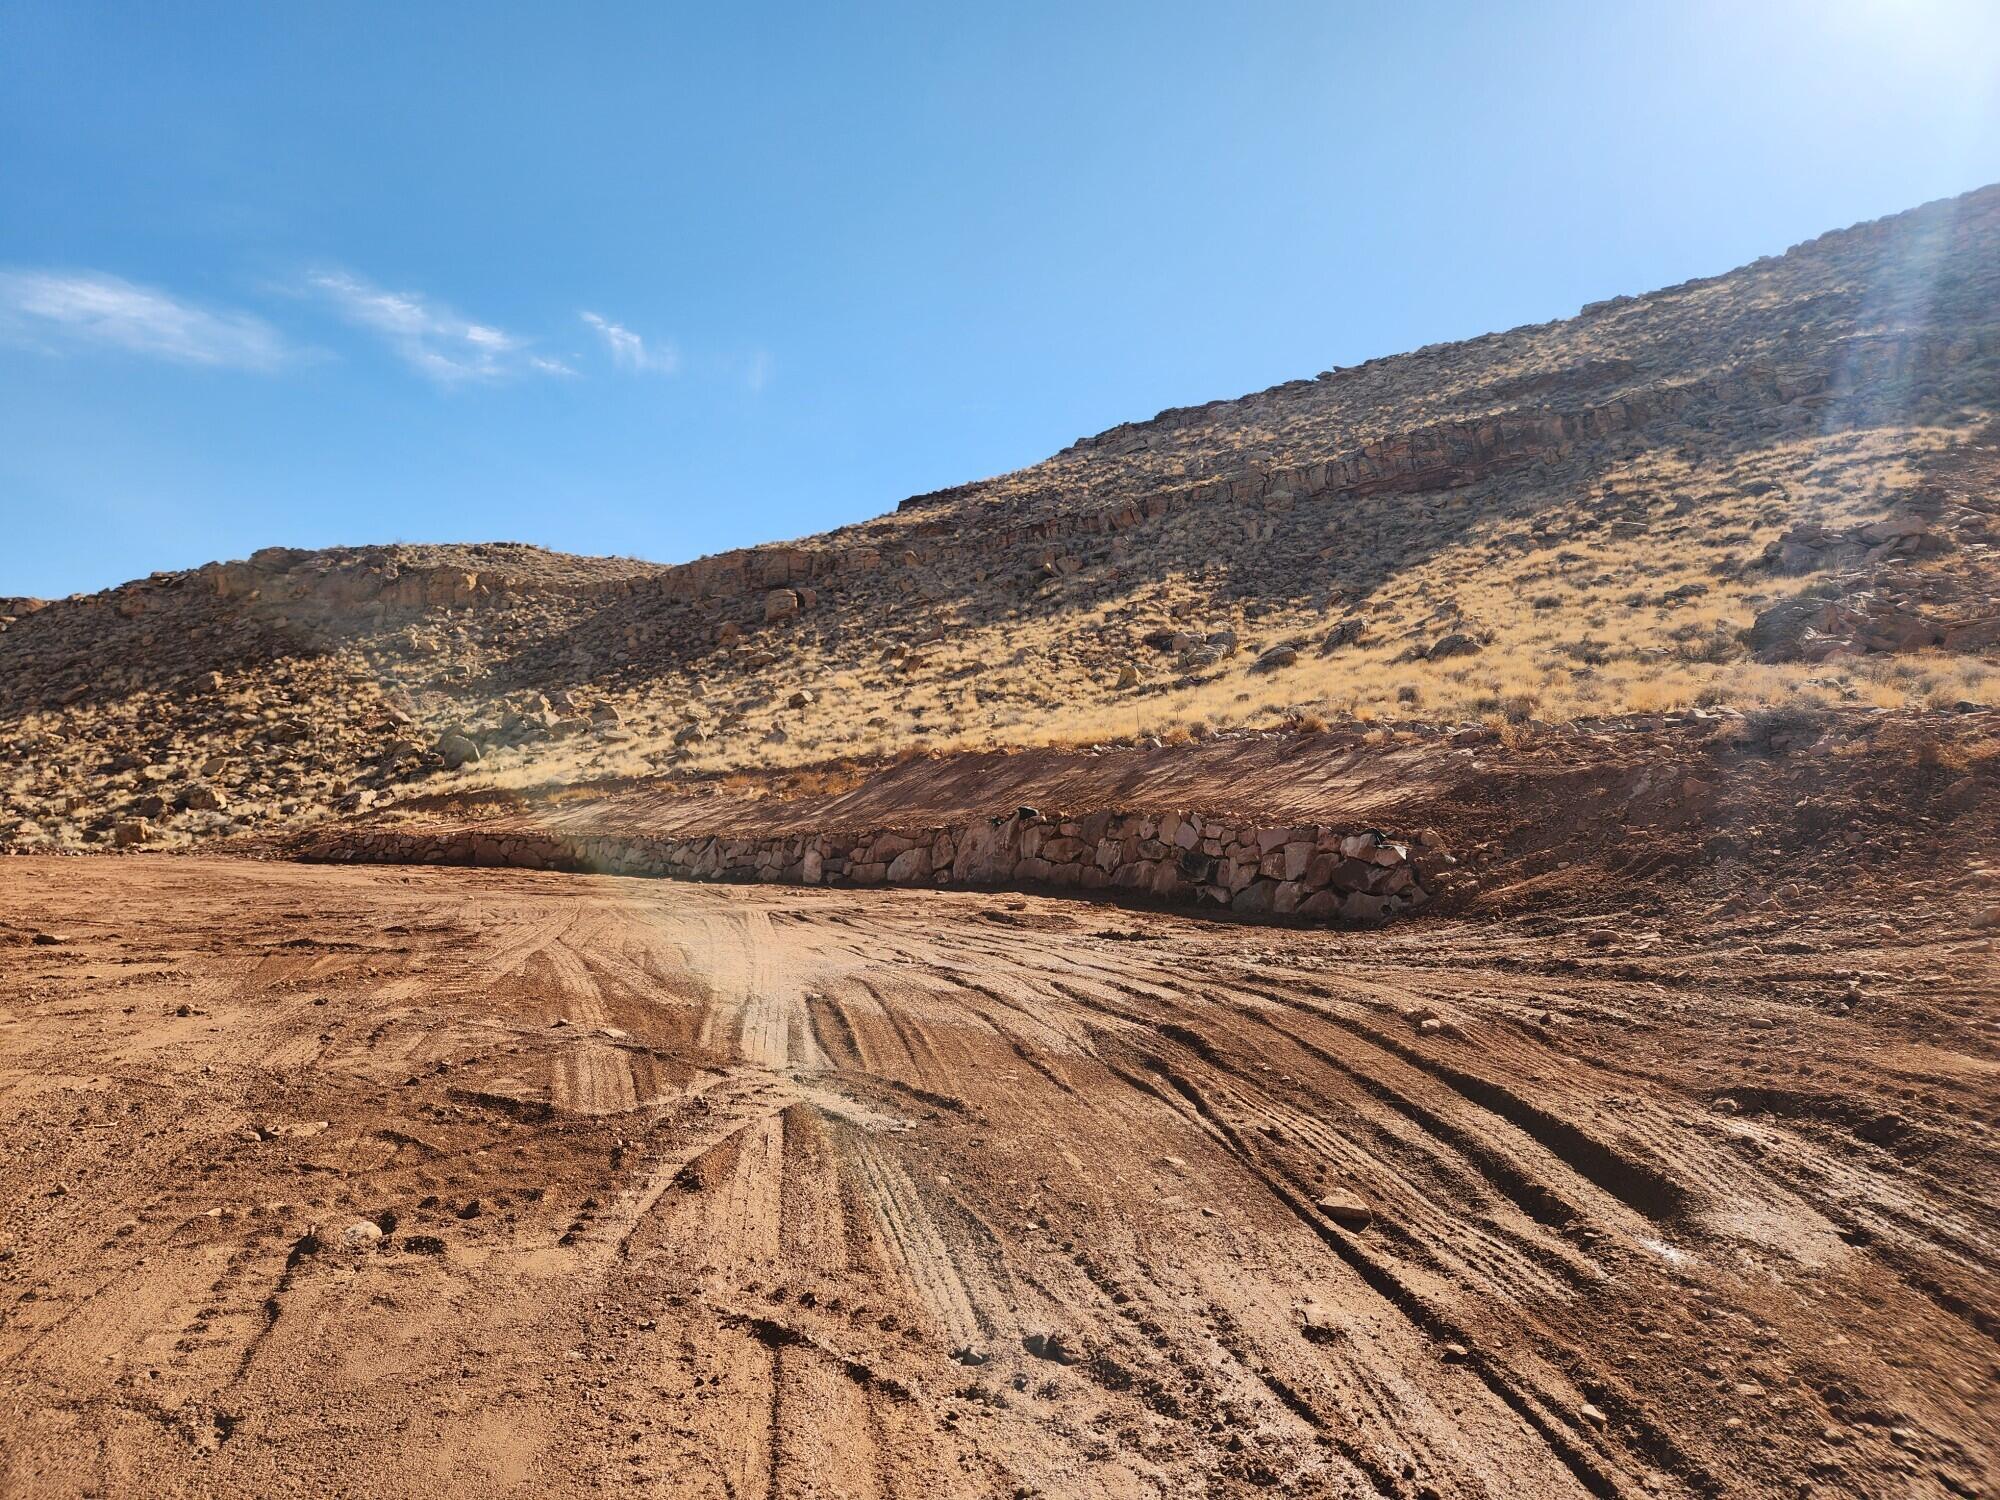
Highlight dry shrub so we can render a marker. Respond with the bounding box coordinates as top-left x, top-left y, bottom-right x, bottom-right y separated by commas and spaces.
1872, 720, 1973, 773
1742, 702, 1825, 751
1626, 681, 1678, 713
